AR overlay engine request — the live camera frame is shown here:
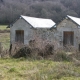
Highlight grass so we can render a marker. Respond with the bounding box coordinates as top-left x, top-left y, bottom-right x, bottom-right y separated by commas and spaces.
0, 33, 10, 49
0, 25, 80, 80
0, 25, 10, 49
0, 58, 79, 80
0, 25, 9, 30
